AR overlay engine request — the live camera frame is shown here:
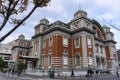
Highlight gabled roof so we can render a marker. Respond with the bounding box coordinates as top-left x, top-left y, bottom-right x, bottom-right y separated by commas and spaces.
50, 20, 69, 29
